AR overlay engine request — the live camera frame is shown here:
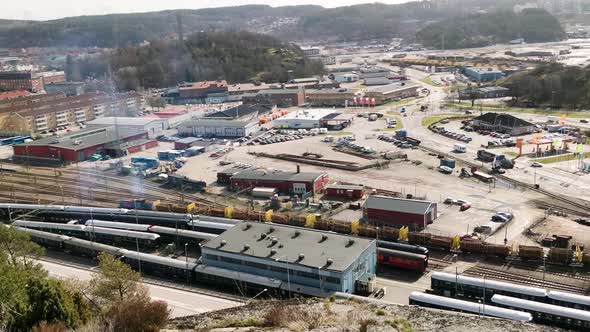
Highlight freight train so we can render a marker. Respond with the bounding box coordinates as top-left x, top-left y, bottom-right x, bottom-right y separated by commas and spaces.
1, 203, 587, 269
